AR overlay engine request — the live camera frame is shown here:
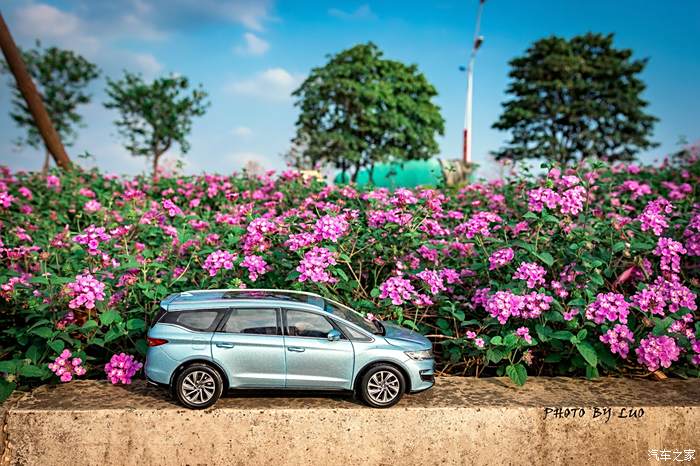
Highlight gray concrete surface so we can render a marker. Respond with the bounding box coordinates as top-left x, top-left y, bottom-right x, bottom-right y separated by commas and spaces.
2, 376, 699, 465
